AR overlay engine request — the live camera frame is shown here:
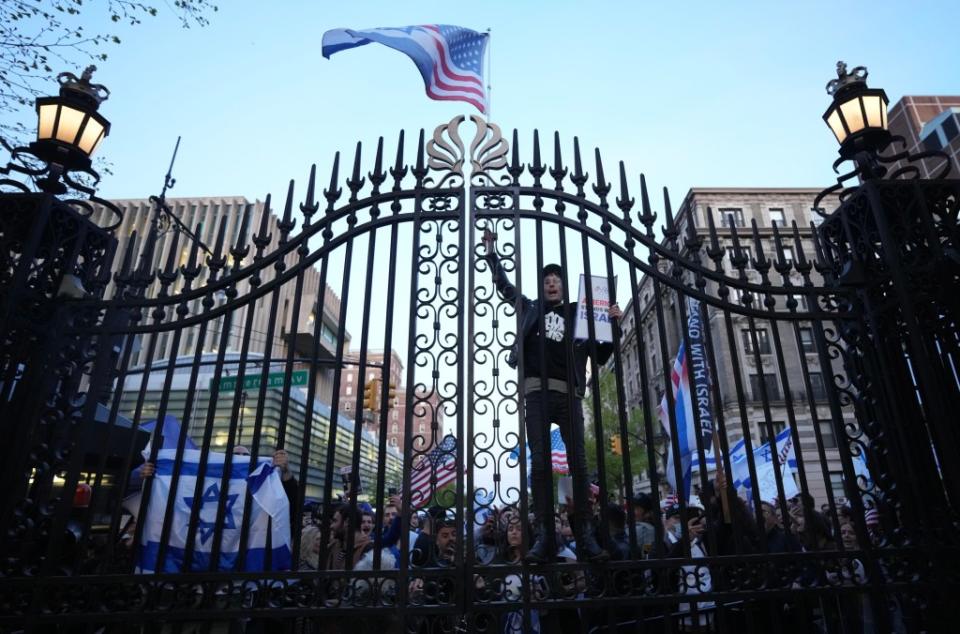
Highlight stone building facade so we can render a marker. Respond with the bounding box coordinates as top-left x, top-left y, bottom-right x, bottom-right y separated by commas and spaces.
616, 188, 850, 504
